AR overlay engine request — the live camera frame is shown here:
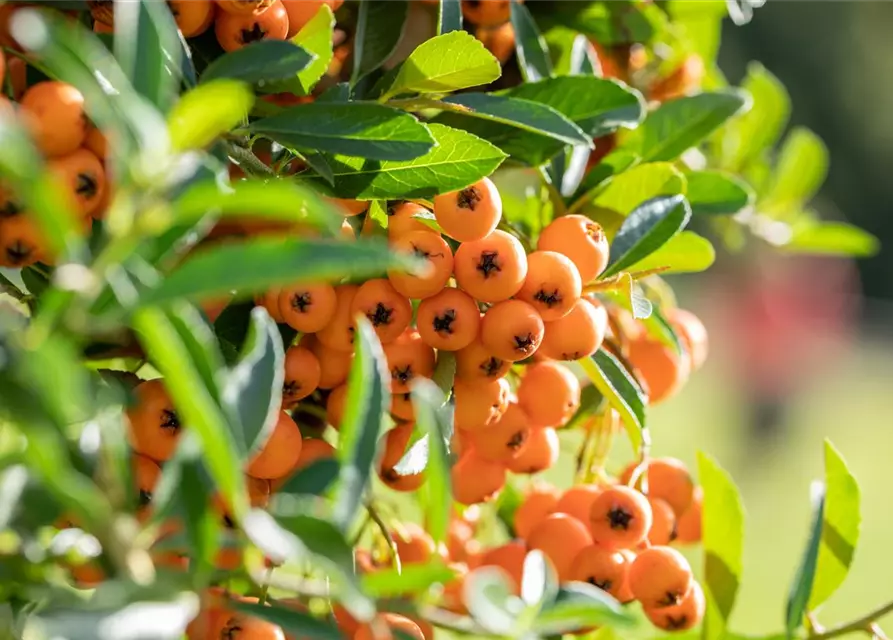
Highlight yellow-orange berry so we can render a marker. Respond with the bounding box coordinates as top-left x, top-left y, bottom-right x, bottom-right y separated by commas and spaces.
433, 177, 502, 242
